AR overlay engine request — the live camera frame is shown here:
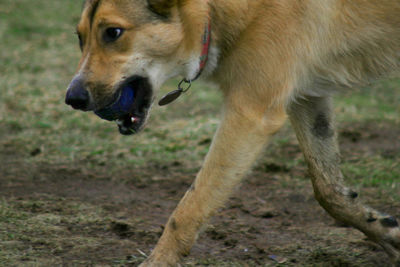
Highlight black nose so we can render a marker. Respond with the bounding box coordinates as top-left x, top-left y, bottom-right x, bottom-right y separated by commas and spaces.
65, 76, 90, 110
